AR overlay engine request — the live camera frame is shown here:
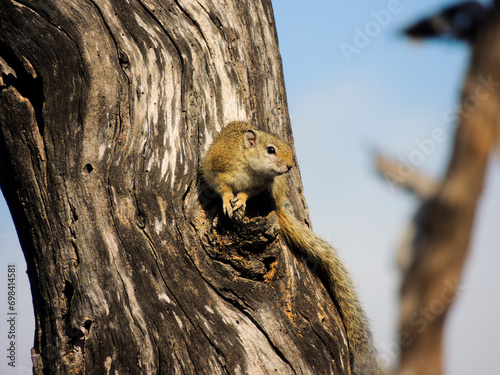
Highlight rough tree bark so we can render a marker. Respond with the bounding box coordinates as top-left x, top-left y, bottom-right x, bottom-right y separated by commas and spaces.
376, 8, 500, 375
0, 1, 351, 374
